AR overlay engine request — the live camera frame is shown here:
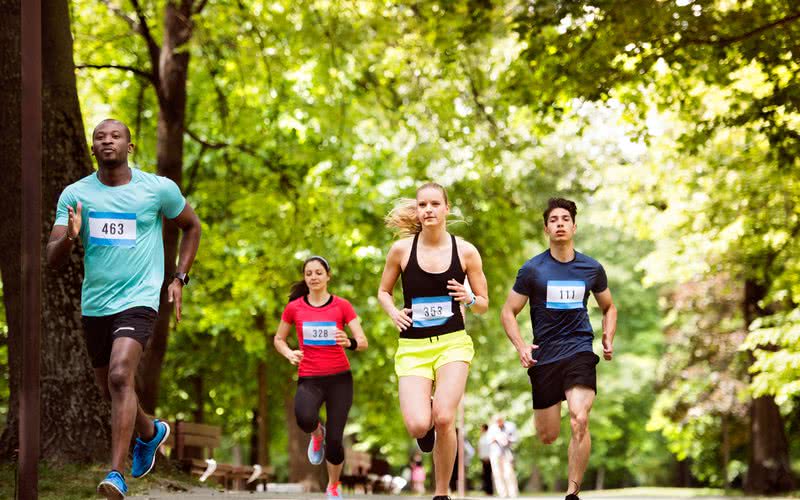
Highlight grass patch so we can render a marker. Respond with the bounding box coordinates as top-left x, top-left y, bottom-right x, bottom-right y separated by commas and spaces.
0, 460, 203, 500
